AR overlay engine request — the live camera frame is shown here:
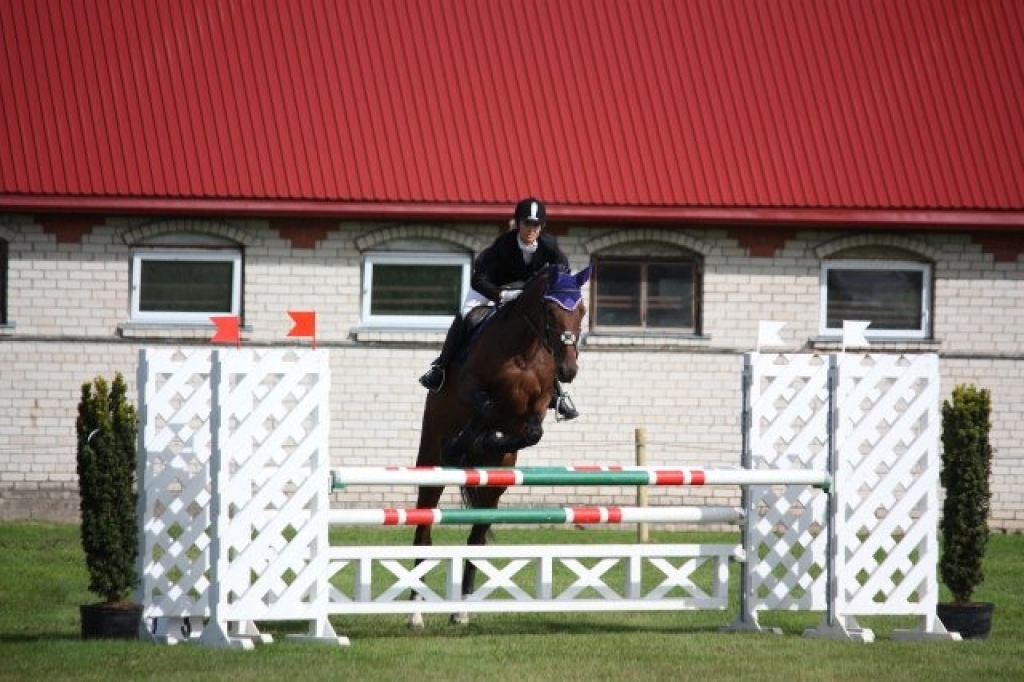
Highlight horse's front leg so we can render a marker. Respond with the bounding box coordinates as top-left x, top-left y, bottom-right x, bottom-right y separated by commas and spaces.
449, 521, 493, 626
476, 412, 545, 456
442, 389, 497, 466
409, 484, 444, 630
451, 478, 510, 626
